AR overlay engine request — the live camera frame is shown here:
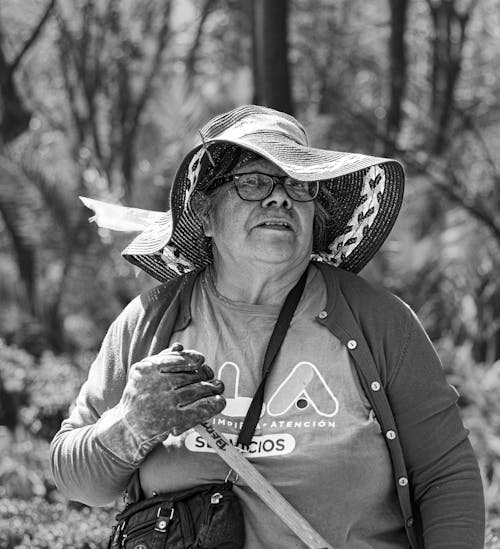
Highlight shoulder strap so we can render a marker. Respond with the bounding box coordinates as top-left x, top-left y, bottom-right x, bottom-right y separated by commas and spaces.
237, 267, 309, 448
